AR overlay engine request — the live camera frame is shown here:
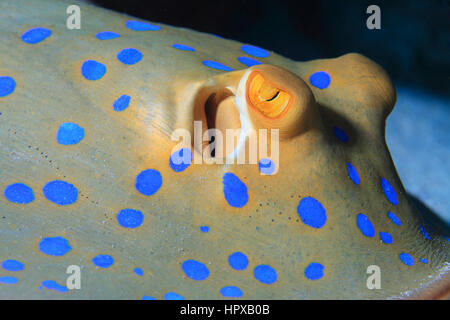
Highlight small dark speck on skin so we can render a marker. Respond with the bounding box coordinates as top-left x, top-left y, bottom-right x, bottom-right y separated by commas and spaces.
288, 217, 291, 220
271, 219, 274, 222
